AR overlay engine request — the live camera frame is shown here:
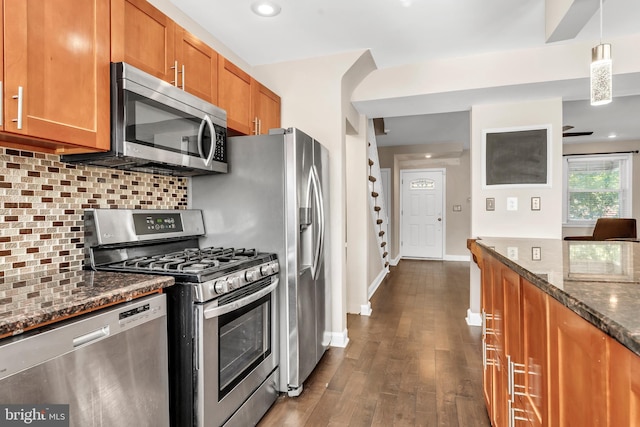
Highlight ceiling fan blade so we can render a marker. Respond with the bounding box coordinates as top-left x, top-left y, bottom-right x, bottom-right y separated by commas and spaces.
563, 131, 594, 137
562, 125, 575, 132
